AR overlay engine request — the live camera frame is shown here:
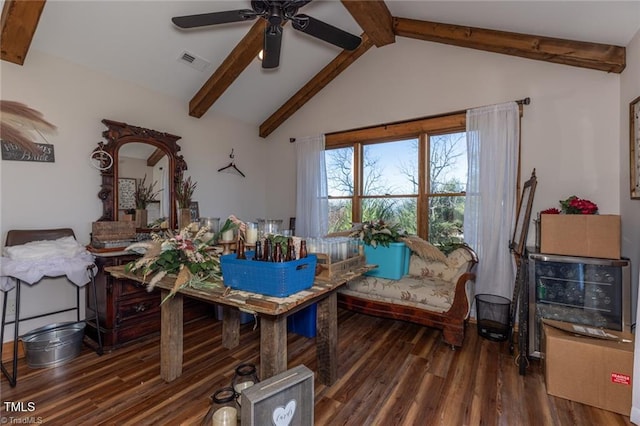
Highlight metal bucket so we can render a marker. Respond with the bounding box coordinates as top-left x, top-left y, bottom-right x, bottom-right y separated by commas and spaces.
20, 322, 85, 368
